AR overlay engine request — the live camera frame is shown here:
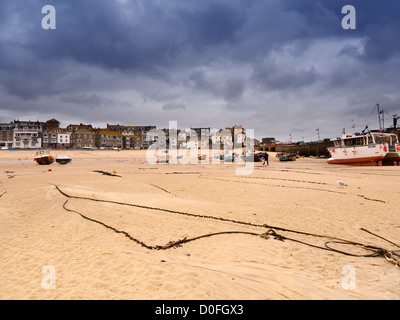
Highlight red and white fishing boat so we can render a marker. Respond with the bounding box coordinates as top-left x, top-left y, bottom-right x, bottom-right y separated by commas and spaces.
34, 150, 54, 165
327, 131, 400, 166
